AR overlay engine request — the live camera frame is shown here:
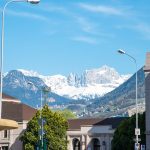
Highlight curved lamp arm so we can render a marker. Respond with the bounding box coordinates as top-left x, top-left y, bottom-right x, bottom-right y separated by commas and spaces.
0, 0, 40, 119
